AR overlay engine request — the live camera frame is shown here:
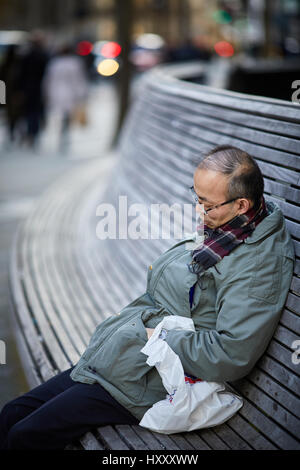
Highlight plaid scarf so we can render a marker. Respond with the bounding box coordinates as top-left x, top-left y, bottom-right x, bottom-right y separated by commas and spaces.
188, 196, 268, 275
